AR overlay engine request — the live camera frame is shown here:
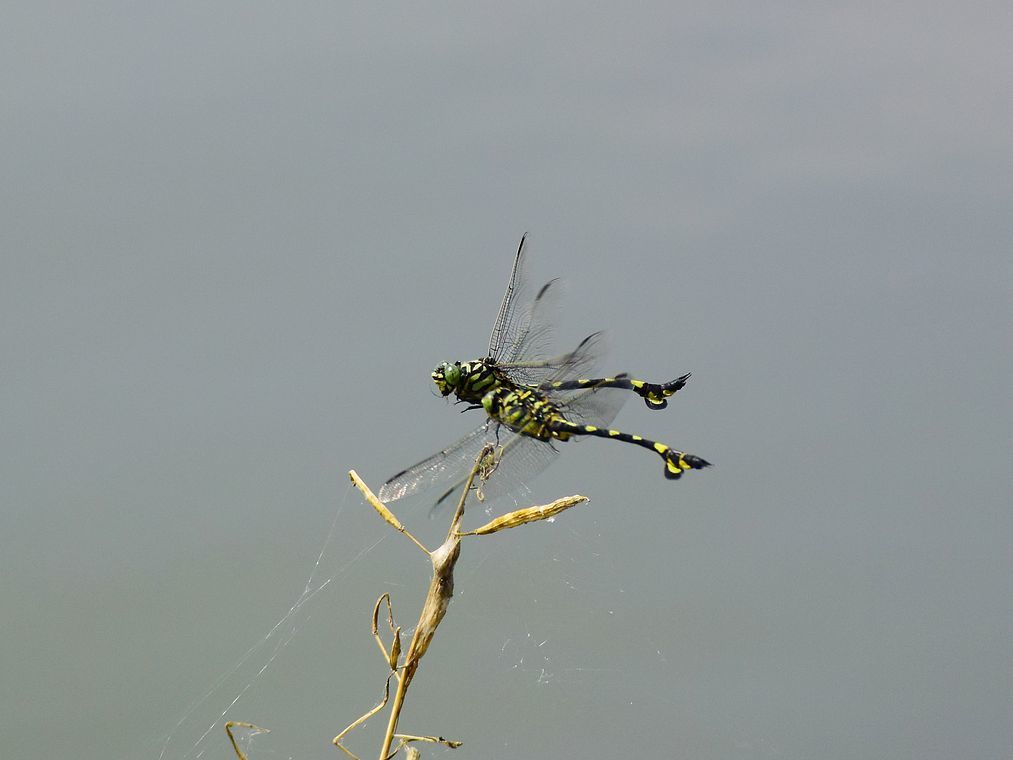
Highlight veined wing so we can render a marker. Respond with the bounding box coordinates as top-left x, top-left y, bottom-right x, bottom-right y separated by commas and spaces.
501, 331, 608, 390
499, 276, 560, 365
380, 414, 562, 509
487, 236, 562, 366
556, 382, 629, 430
379, 421, 501, 503
487, 236, 606, 387
430, 425, 562, 511
487, 235, 533, 361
